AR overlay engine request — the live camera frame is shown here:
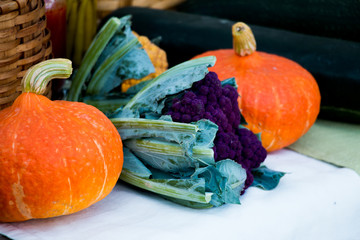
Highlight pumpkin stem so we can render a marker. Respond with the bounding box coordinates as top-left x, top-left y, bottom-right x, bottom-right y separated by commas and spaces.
21, 58, 73, 95
232, 22, 256, 56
